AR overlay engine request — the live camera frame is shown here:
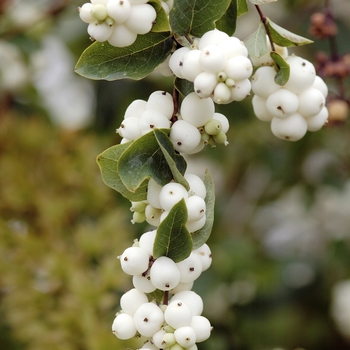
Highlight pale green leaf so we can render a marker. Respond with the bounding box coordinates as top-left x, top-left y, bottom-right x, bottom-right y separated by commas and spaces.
153, 199, 193, 262
74, 32, 173, 81
267, 18, 313, 47
270, 51, 290, 86
237, 0, 248, 17
244, 22, 267, 58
